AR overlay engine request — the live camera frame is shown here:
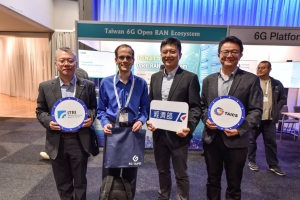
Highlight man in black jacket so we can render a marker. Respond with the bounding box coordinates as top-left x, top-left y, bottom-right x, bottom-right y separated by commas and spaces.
248, 60, 287, 176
